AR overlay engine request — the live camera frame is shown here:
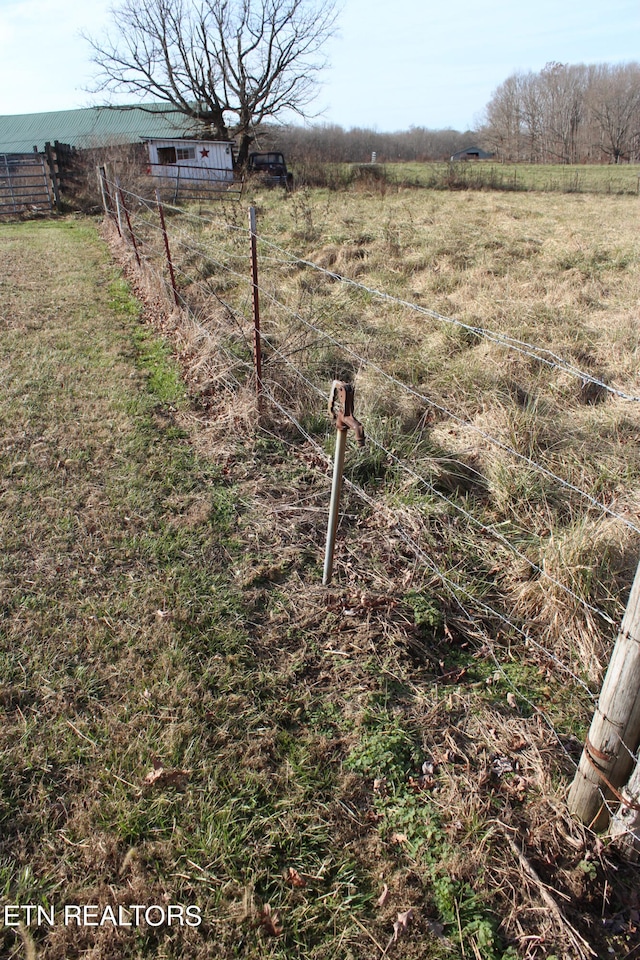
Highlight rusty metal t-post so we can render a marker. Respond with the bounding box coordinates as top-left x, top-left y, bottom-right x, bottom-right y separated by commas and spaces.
248, 206, 263, 411
117, 181, 141, 266
323, 381, 365, 586
155, 188, 179, 307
